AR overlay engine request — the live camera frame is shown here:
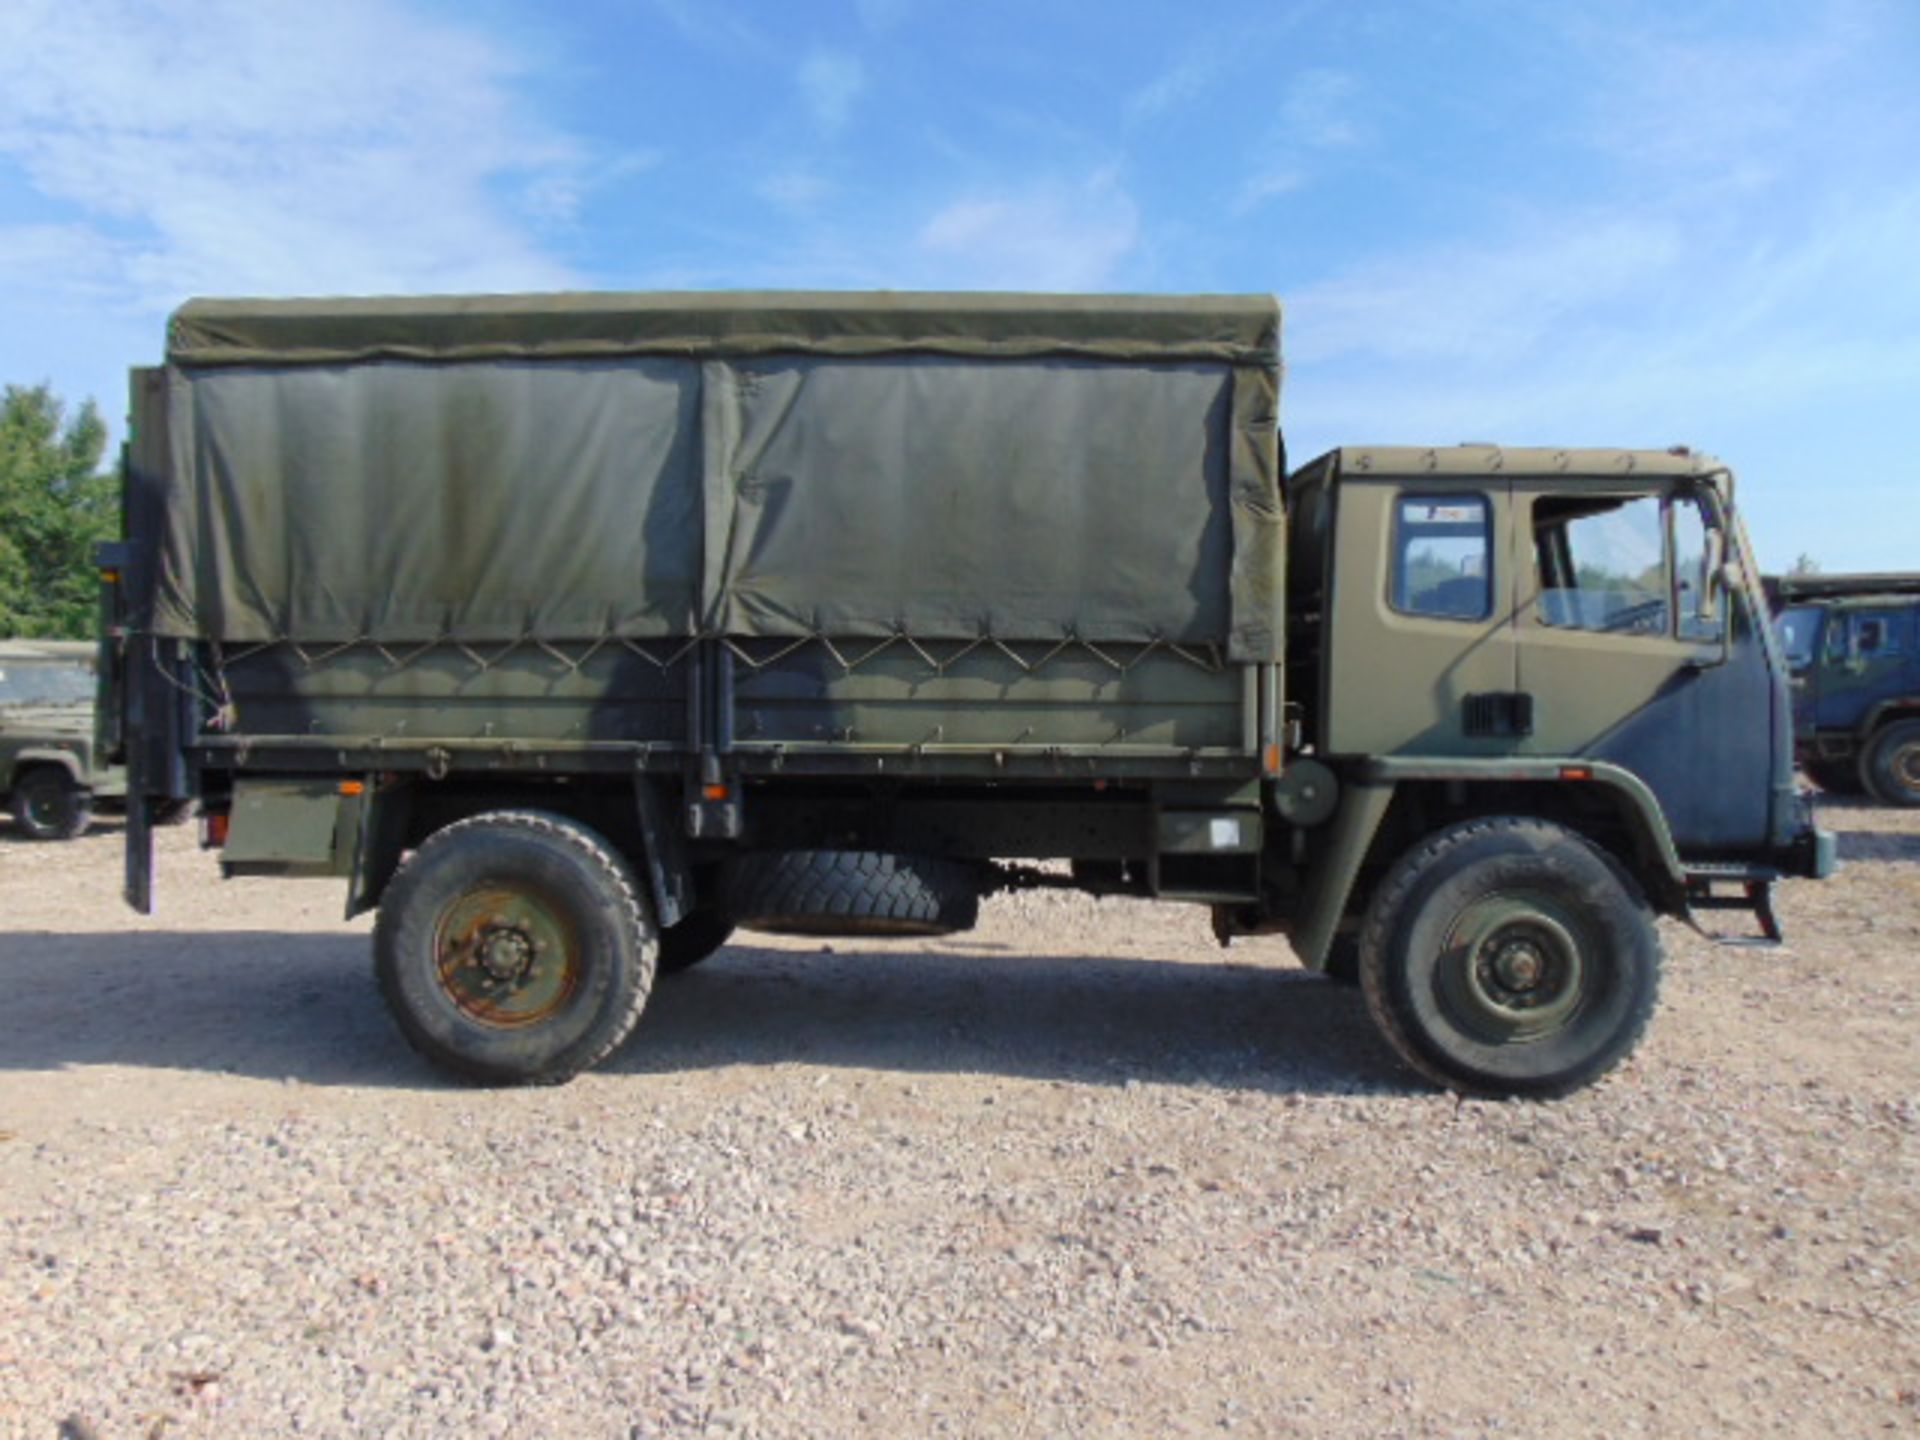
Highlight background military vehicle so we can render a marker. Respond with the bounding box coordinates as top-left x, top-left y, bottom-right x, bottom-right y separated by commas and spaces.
102, 291, 1831, 1097
1770, 573, 1920, 805
0, 639, 125, 839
